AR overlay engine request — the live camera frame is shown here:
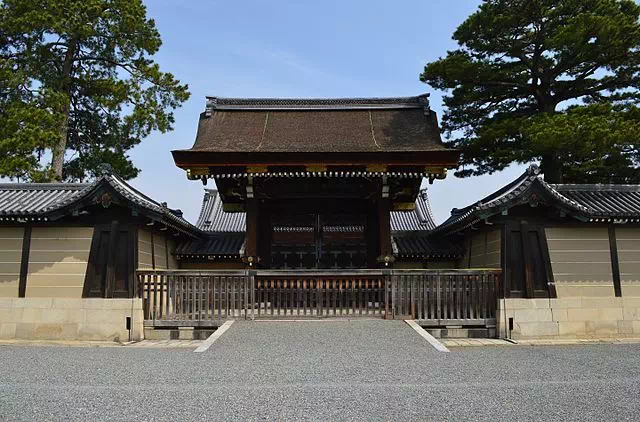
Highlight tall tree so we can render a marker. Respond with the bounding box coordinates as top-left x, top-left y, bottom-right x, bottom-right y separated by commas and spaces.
0, 0, 190, 181
421, 0, 640, 183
